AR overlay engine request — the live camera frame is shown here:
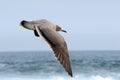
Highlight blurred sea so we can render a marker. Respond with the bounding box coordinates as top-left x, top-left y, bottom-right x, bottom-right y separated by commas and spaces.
0, 51, 120, 80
